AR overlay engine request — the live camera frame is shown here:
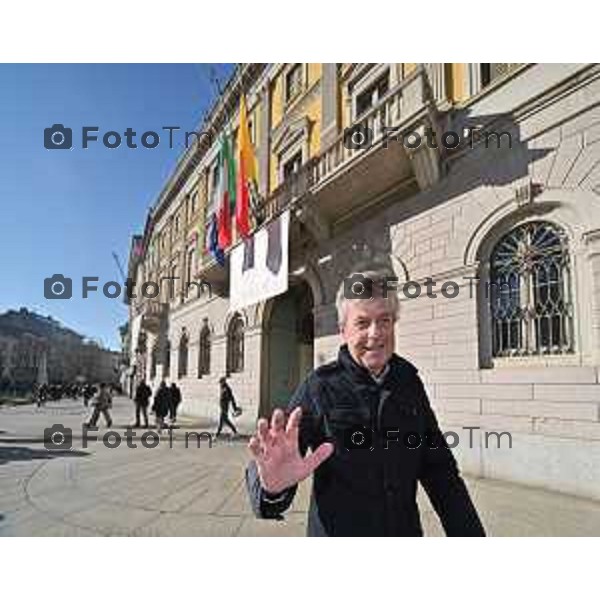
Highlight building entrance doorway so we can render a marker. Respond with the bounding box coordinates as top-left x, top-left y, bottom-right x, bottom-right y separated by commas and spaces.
261, 281, 314, 415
